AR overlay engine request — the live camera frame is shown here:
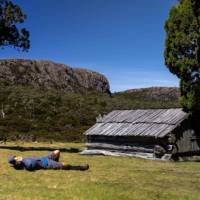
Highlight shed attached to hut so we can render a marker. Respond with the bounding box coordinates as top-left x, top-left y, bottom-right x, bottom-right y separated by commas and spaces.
82, 109, 200, 160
